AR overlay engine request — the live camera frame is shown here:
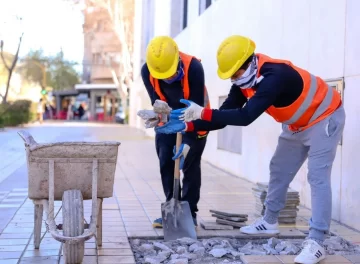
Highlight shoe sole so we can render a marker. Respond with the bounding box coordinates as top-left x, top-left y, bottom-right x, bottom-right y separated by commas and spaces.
152, 224, 163, 228
240, 229, 280, 235
294, 255, 325, 264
